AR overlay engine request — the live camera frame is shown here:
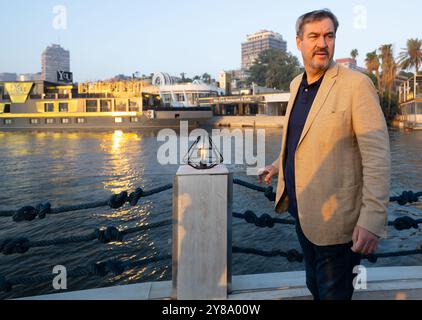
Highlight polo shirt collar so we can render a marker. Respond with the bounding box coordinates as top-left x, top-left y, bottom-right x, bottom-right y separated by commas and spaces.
301, 72, 325, 88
